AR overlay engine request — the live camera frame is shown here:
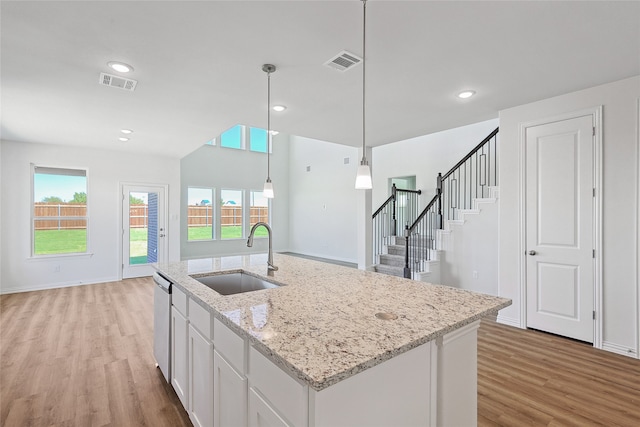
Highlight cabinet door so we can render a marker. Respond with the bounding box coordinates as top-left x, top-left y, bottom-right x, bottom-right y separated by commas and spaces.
189, 324, 213, 427
213, 350, 247, 427
171, 306, 189, 408
248, 388, 291, 427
